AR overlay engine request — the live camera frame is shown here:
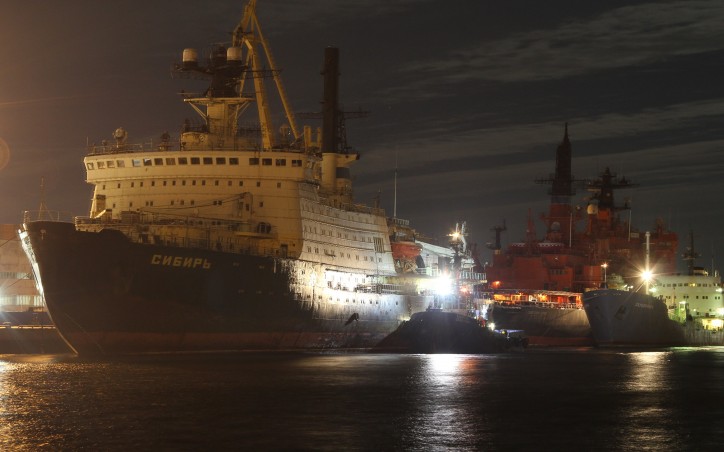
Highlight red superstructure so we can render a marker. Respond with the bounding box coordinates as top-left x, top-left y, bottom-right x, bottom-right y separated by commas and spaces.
486, 125, 678, 294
